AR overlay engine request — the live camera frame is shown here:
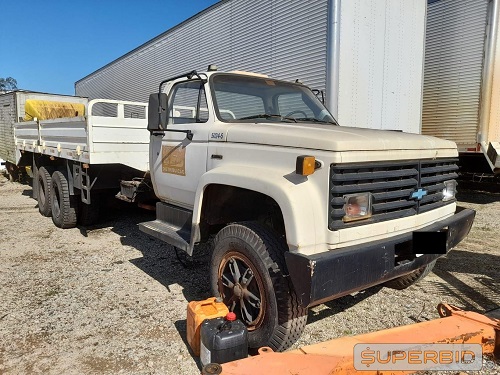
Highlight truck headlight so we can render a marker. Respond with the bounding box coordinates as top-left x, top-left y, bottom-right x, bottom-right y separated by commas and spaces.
442, 180, 457, 201
343, 192, 372, 222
